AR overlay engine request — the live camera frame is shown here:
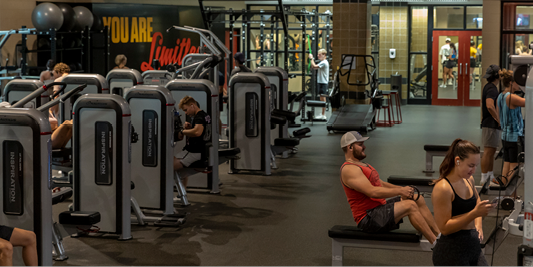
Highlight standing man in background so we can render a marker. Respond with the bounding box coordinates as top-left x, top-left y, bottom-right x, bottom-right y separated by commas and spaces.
439, 38, 451, 88
309, 49, 329, 120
